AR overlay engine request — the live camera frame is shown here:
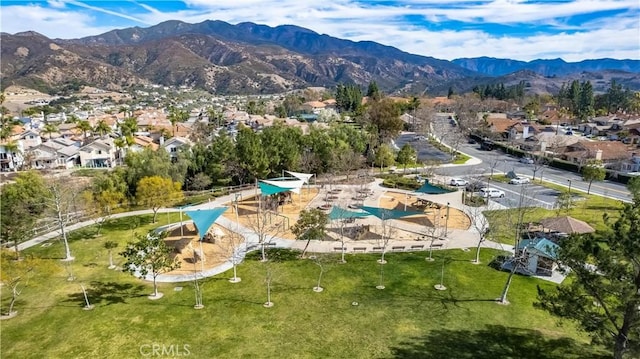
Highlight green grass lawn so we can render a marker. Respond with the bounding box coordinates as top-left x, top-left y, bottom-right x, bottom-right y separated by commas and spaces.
1, 216, 607, 359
